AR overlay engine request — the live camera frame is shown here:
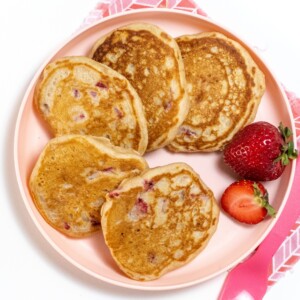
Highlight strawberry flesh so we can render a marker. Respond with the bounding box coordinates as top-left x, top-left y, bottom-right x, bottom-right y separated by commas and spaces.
221, 180, 276, 224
